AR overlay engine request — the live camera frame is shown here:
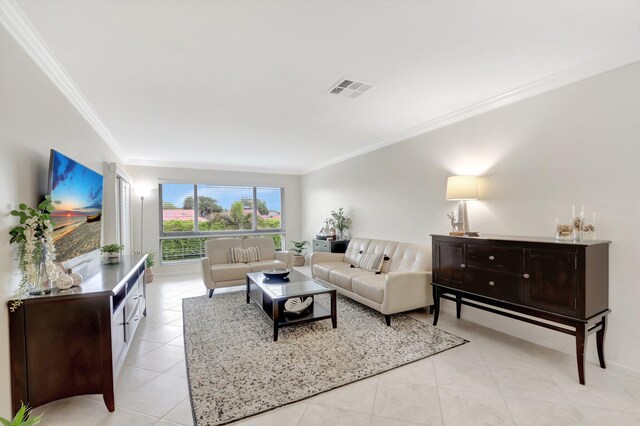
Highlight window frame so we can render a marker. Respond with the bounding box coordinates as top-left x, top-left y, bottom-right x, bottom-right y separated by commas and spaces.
158, 183, 286, 263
